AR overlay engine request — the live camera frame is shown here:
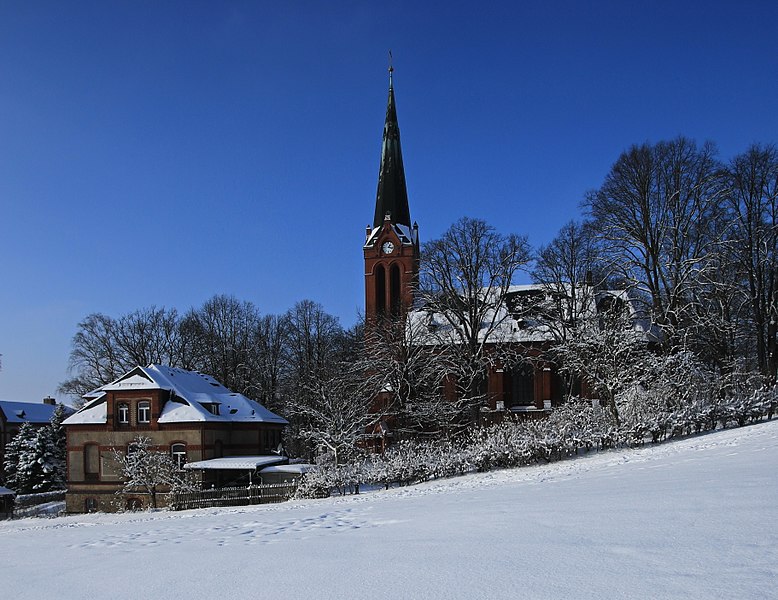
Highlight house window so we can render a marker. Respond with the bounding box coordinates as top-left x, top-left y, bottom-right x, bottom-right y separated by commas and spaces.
171, 443, 187, 470
84, 497, 98, 513
117, 403, 129, 425
84, 443, 100, 481
137, 400, 151, 424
